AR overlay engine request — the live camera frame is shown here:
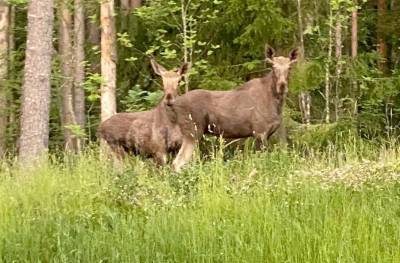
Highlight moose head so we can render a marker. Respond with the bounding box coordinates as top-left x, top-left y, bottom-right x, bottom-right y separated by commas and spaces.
265, 46, 299, 95
150, 59, 190, 106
